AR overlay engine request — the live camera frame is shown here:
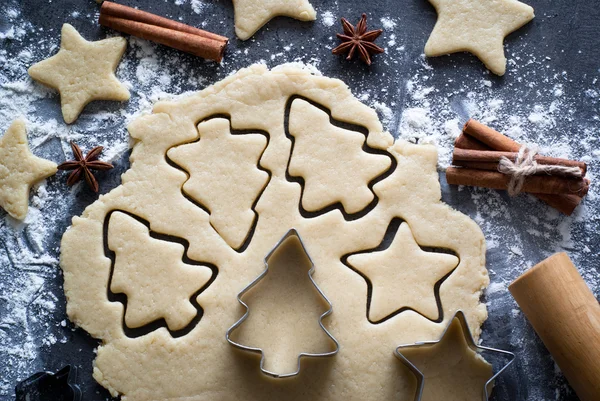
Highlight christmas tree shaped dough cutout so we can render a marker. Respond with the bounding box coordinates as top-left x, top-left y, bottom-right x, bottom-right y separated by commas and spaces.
108, 211, 214, 331
288, 98, 391, 214
168, 118, 269, 250
228, 232, 336, 375
346, 221, 459, 322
